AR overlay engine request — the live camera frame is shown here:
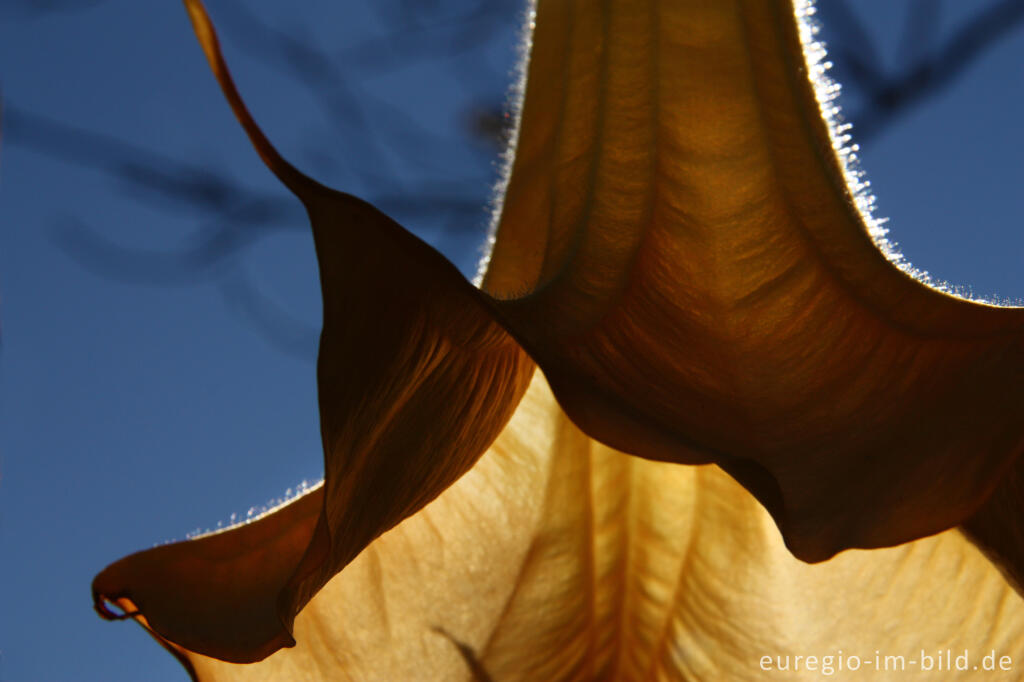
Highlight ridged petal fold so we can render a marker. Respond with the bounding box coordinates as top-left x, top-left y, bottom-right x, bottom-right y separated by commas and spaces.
482, 0, 1024, 563
93, 0, 1024, 677
164, 376, 1024, 681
